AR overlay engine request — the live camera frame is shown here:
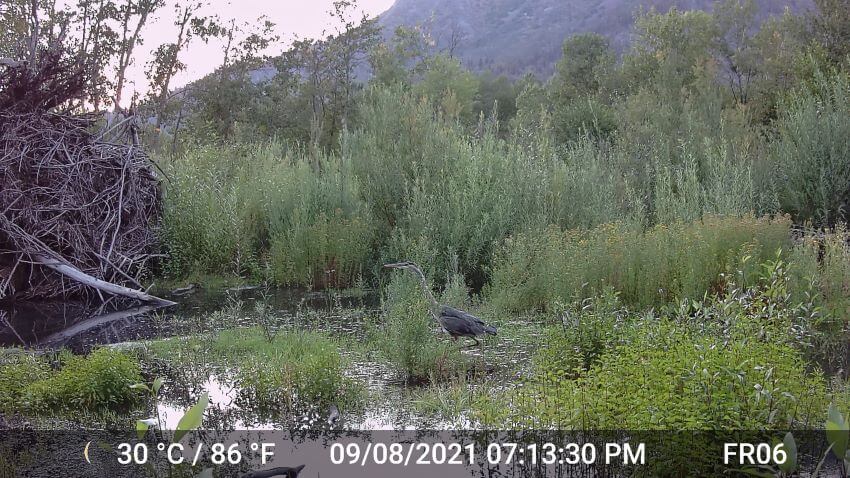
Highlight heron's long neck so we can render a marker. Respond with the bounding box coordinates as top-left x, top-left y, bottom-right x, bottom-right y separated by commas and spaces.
410, 268, 440, 317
